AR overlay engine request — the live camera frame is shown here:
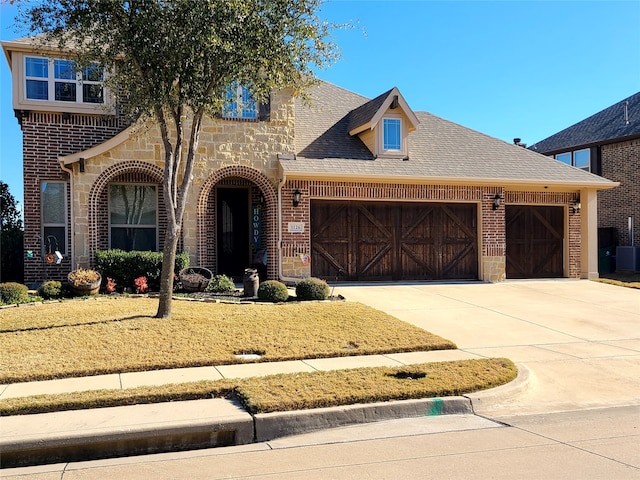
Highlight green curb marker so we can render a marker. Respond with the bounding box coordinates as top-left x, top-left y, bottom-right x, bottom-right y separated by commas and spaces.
426, 398, 444, 416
